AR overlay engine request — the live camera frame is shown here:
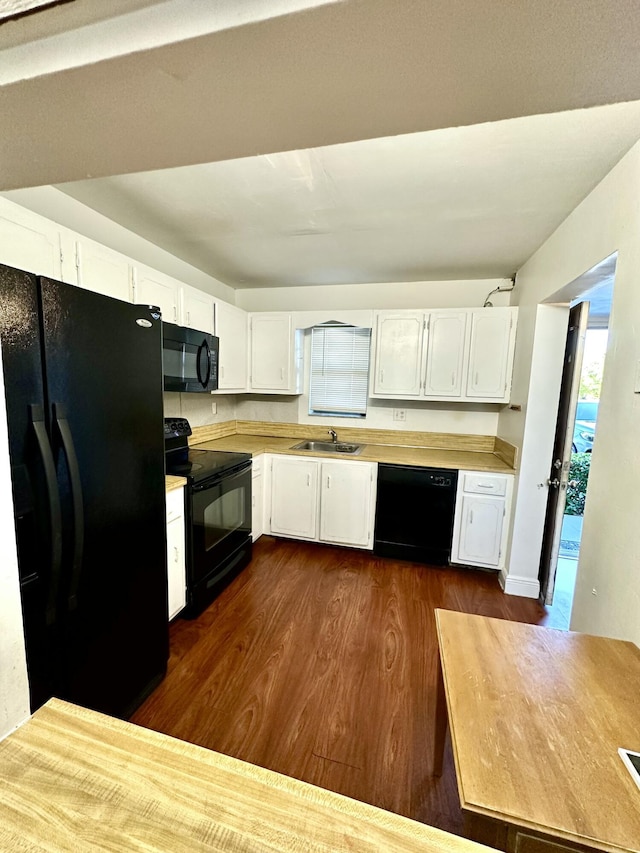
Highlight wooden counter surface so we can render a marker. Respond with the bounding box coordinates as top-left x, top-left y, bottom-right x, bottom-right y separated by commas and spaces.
434, 610, 640, 853
192, 435, 514, 473
0, 698, 493, 853
165, 474, 187, 492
